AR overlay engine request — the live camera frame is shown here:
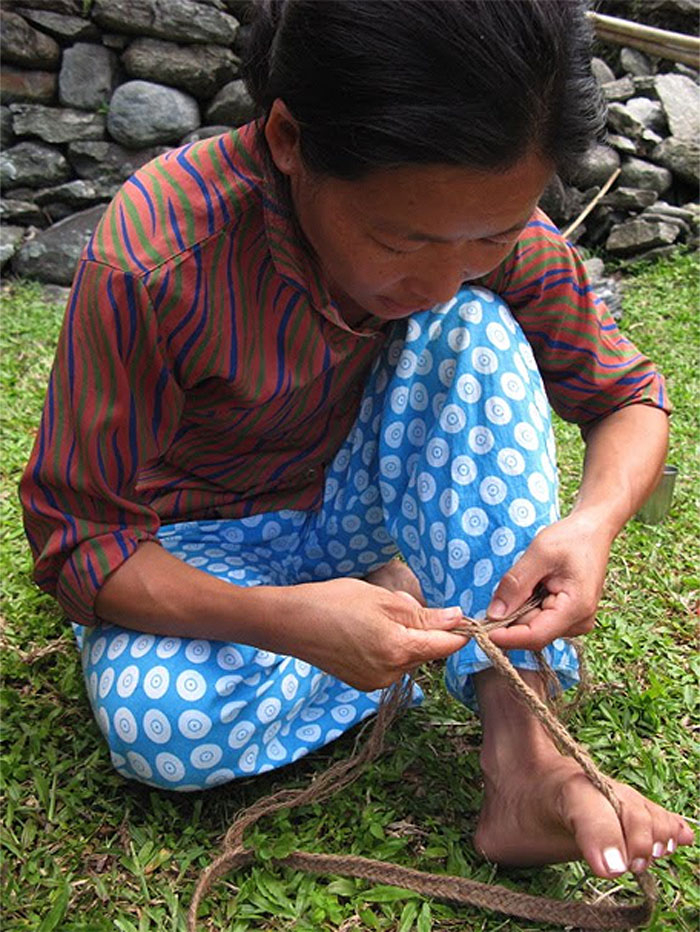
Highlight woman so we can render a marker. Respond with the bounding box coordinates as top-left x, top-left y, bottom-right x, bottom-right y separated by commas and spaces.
21, 0, 692, 879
